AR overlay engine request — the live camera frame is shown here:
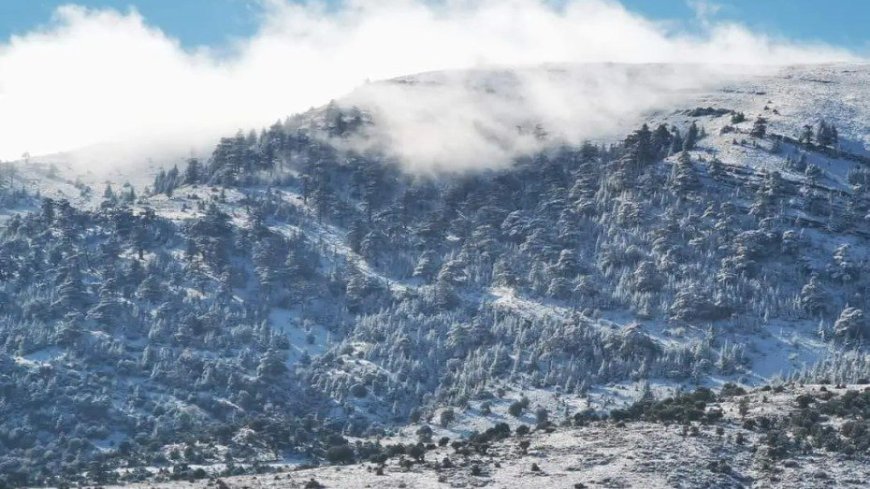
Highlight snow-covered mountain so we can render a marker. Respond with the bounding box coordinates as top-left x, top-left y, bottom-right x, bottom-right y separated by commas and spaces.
0, 63, 868, 487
